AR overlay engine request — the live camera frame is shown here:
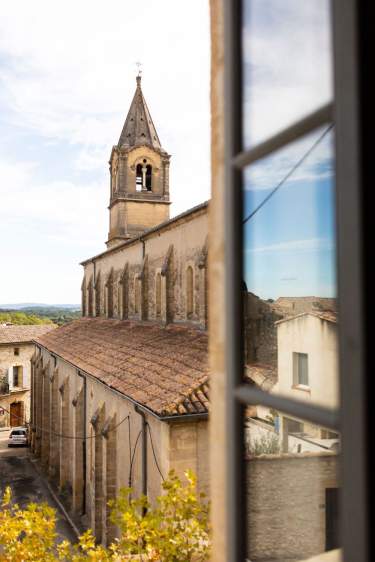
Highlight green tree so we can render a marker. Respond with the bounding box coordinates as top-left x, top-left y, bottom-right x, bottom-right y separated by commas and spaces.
0, 312, 53, 325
